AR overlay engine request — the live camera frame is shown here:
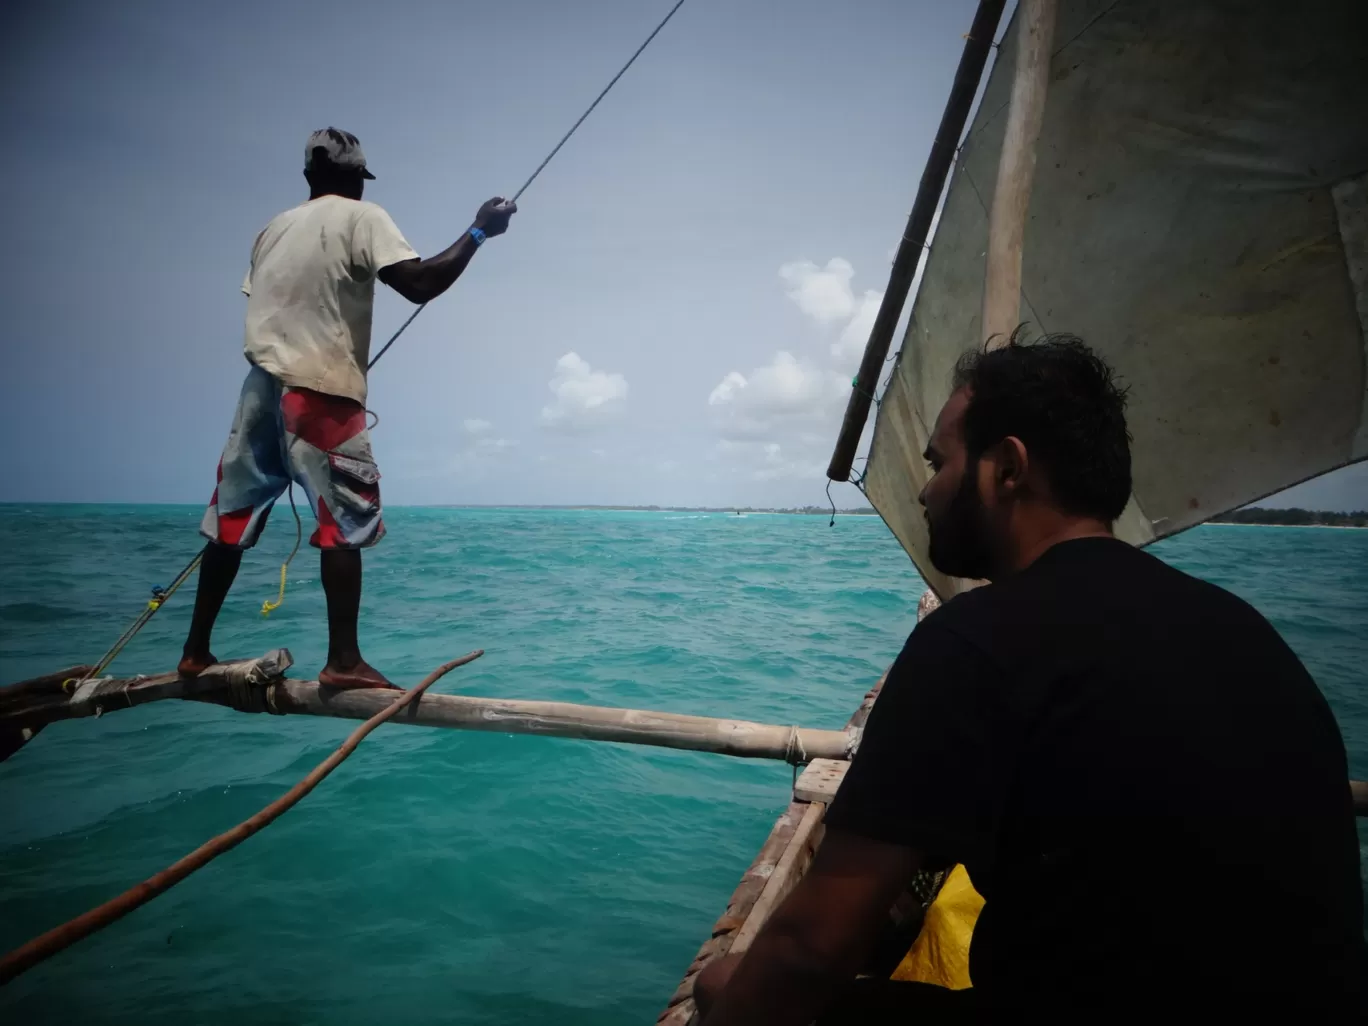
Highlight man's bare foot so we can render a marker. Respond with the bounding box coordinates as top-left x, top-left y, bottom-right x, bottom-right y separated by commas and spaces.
318, 659, 397, 690
178, 652, 217, 677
